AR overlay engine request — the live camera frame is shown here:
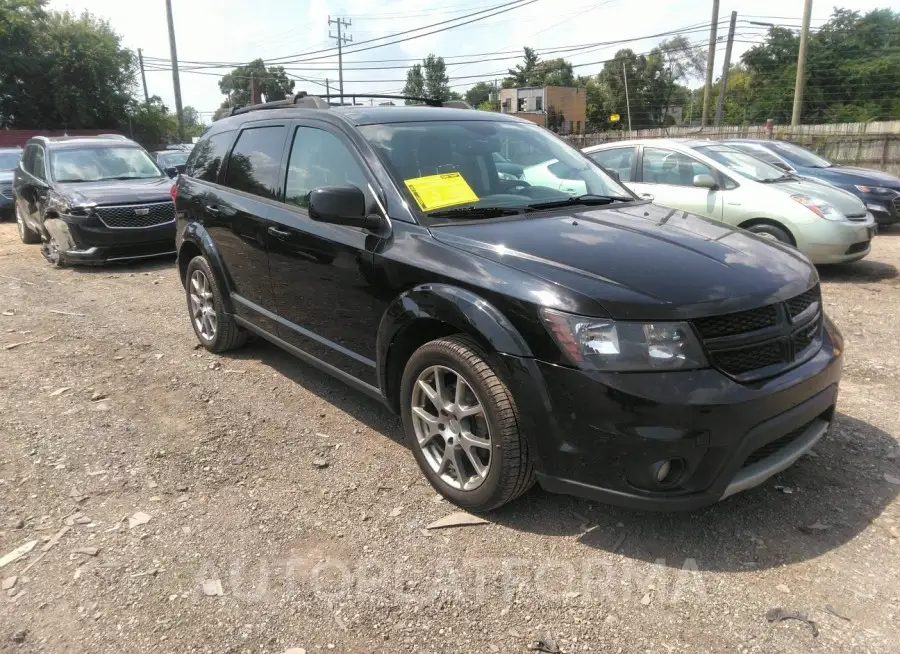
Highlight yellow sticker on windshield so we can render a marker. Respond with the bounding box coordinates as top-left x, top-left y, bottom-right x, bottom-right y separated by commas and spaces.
404, 173, 479, 212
